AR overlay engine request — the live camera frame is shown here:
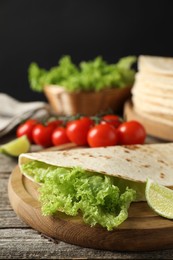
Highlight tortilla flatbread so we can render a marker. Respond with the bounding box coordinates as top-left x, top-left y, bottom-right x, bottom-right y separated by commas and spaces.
132, 72, 173, 98
138, 55, 173, 76
132, 96, 173, 114
133, 107, 173, 126
135, 72, 173, 90
19, 143, 173, 187
131, 55, 173, 128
